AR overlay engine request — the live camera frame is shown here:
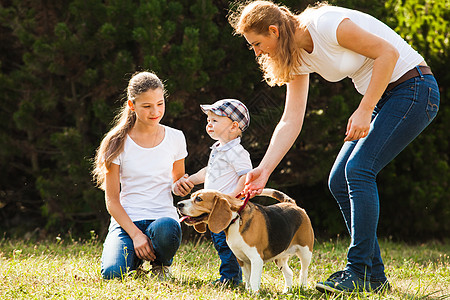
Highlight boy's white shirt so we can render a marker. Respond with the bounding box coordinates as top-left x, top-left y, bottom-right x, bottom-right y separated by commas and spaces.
110, 125, 187, 227
204, 137, 252, 194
